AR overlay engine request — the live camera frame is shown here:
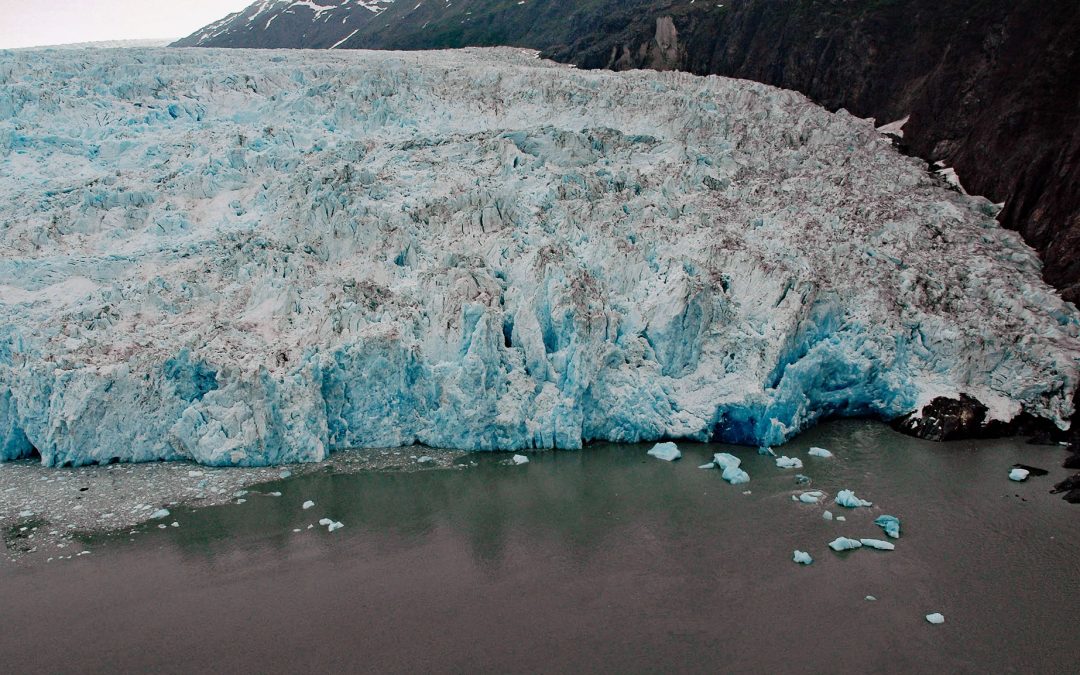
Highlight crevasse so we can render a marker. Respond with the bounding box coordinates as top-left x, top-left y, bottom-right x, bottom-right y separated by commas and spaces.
0, 47, 1077, 466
